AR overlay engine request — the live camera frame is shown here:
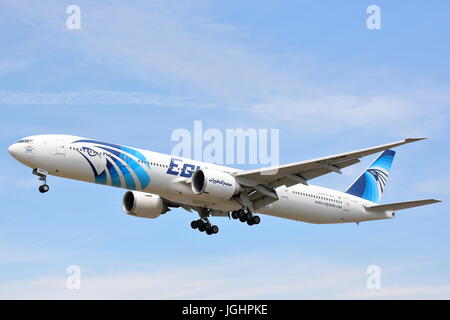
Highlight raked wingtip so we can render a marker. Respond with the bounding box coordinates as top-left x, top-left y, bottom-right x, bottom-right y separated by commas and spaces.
405, 137, 427, 143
